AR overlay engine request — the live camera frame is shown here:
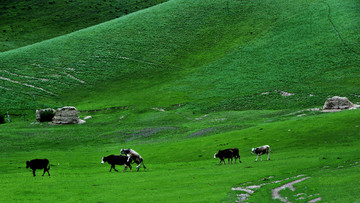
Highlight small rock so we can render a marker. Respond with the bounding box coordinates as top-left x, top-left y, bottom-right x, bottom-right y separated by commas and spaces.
281, 91, 295, 96
84, 116, 92, 120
